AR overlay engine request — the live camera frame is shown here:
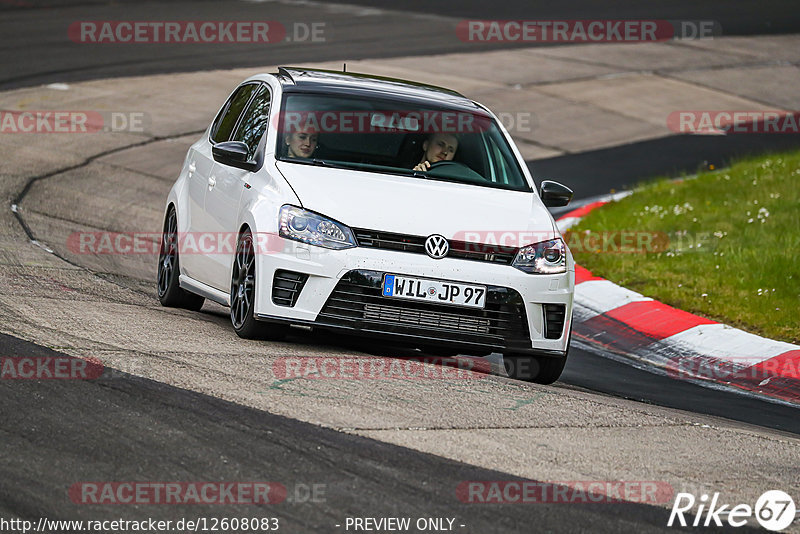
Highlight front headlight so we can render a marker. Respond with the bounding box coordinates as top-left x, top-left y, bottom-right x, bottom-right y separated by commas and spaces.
278, 205, 357, 250
512, 238, 567, 274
